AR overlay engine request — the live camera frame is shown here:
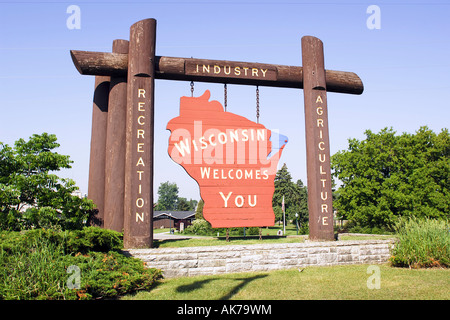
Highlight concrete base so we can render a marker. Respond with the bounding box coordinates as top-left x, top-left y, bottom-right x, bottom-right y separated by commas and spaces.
125, 239, 395, 278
